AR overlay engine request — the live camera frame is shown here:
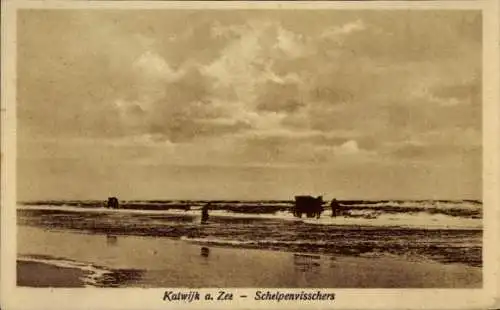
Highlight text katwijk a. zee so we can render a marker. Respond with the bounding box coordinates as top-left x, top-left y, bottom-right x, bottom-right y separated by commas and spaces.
162, 290, 335, 303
